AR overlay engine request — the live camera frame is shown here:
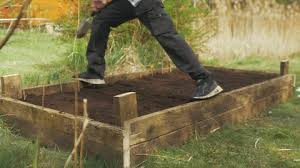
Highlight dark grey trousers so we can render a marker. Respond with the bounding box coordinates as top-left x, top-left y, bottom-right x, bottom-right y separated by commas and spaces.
86, 0, 210, 80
